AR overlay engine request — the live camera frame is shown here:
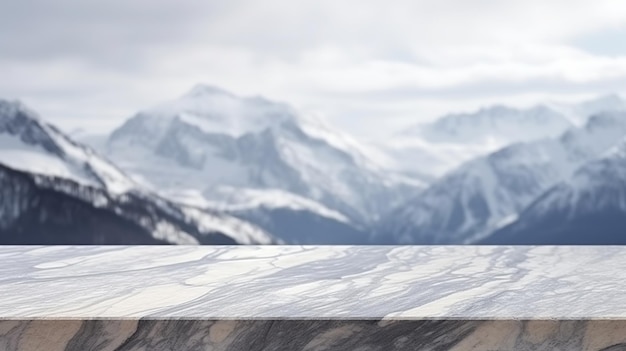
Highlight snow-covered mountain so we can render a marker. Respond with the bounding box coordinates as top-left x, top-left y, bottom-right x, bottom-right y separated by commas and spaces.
105, 84, 421, 243
377, 110, 626, 244
380, 104, 572, 178
381, 95, 626, 179
377, 137, 497, 180
485, 137, 626, 244
547, 93, 626, 126
0, 101, 136, 194
401, 104, 573, 145
0, 99, 276, 245
7, 87, 626, 245
178, 186, 368, 244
